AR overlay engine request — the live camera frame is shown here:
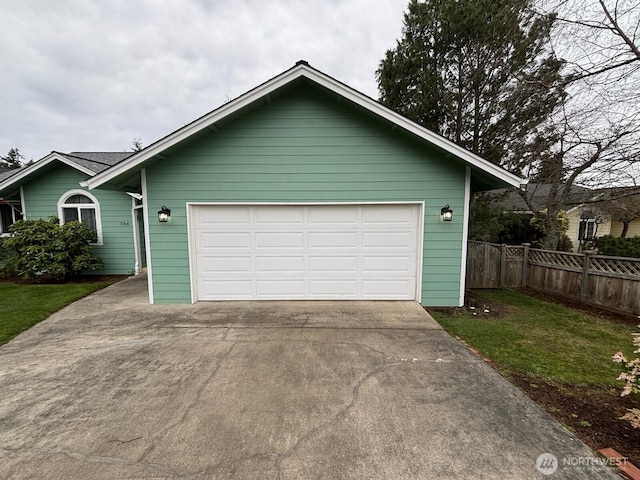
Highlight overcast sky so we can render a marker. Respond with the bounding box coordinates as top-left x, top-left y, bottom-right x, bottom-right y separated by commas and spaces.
0, 0, 408, 162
